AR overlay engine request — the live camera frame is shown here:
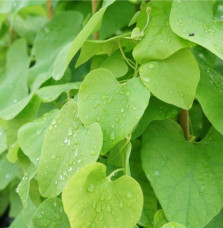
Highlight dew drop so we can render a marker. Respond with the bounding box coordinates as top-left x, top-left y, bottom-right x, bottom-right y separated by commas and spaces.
133, 106, 138, 111
68, 128, 73, 136
148, 64, 154, 69
88, 184, 95, 192
96, 203, 101, 213
107, 204, 111, 212
127, 193, 132, 198
110, 132, 115, 140
141, 76, 150, 83
36, 129, 42, 135
154, 170, 160, 176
